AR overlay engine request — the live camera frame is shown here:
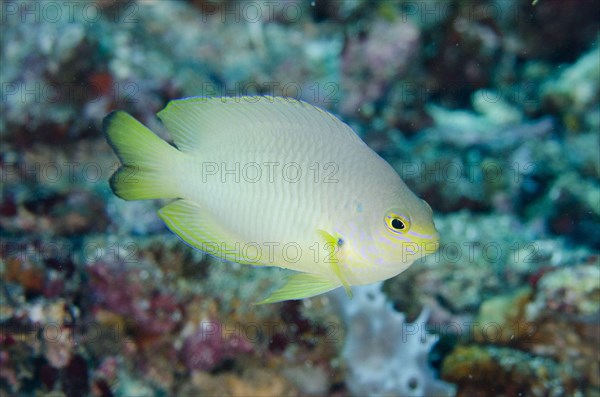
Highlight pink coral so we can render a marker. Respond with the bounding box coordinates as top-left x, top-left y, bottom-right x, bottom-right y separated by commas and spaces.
88, 260, 182, 336
180, 320, 254, 371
